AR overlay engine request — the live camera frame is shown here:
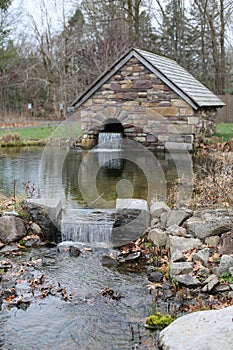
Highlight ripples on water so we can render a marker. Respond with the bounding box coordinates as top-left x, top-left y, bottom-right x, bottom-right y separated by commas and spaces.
0, 247, 158, 349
